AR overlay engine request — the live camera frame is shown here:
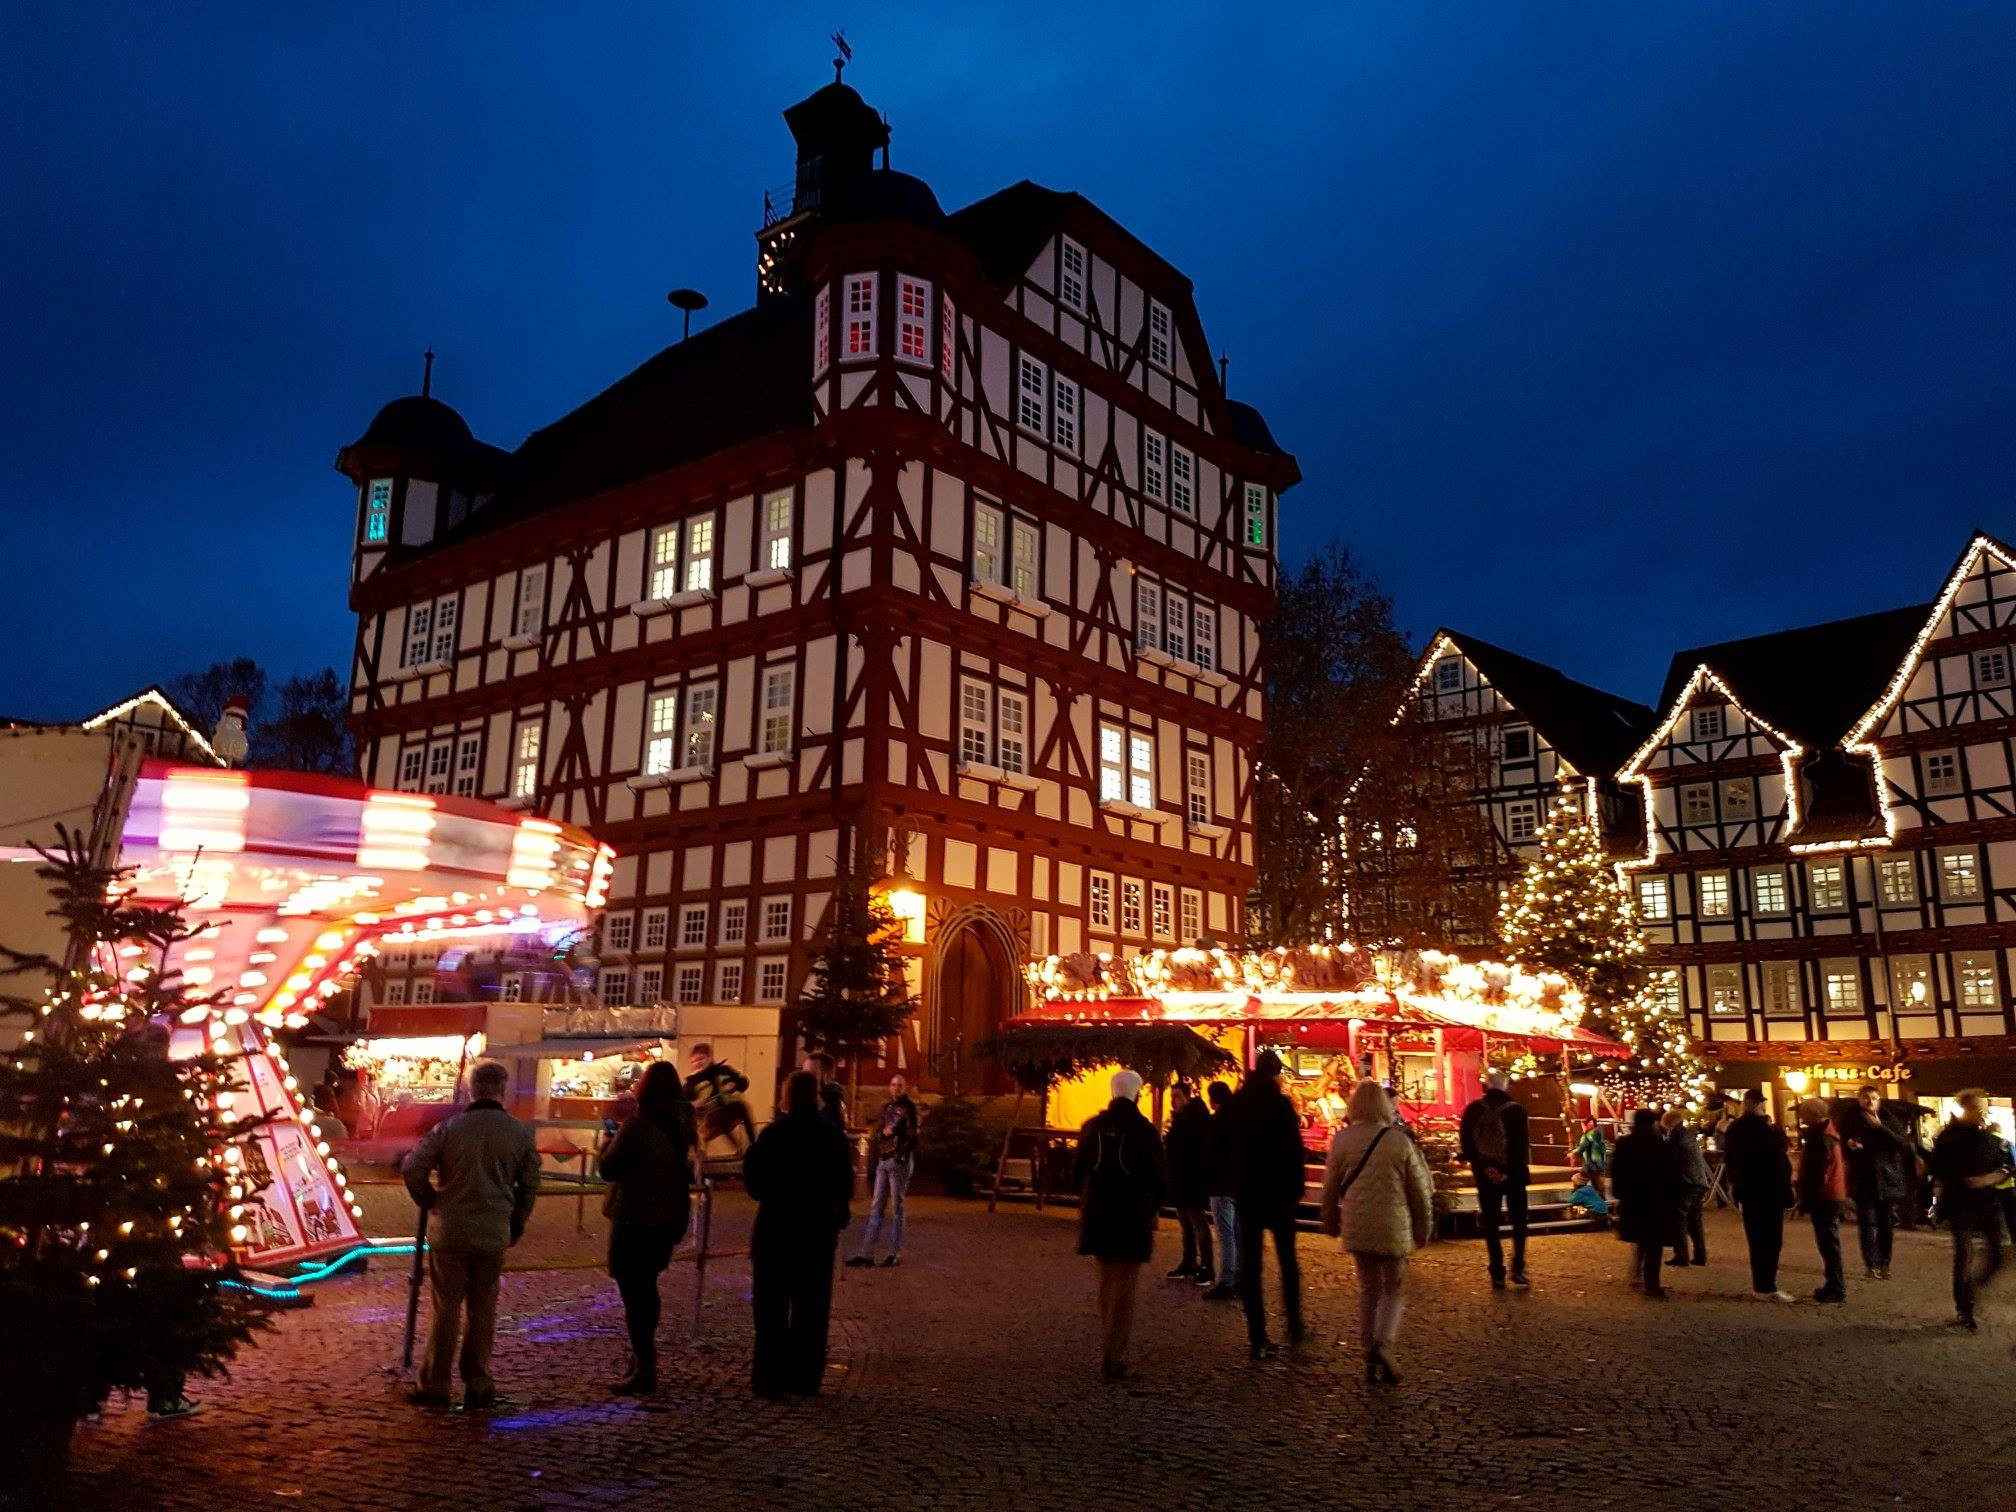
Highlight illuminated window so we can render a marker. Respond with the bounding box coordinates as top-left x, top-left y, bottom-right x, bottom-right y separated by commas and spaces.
682, 683, 717, 769
1692, 705, 1725, 741
939, 292, 955, 378
761, 666, 795, 754
814, 284, 831, 371
1822, 961, 1862, 1015
641, 908, 668, 950
971, 503, 1003, 585
1753, 867, 1787, 914
1762, 962, 1801, 1018
1637, 876, 1670, 921
1244, 483, 1267, 547
762, 491, 793, 571
1721, 781, 1754, 819
679, 905, 708, 948
1144, 432, 1166, 501
1151, 882, 1174, 940
454, 735, 481, 798
365, 479, 392, 543
960, 679, 992, 767
1164, 590, 1189, 662
637, 966, 663, 1005
1120, 878, 1144, 935
1187, 750, 1211, 827
844, 274, 876, 358
1017, 354, 1047, 433
1010, 519, 1039, 595
1098, 725, 1126, 803
644, 692, 678, 776
1924, 749, 1961, 796
1706, 964, 1743, 1016
998, 692, 1028, 775
1053, 376, 1078, 454
720, 902, 747, 945
716, 960, 744, 1003
1975, 648, 2009, 687
1136, 579, 1162, 654
1940, 848, 1981, 901
1129, 731, 1154, 808
897, 275, 930, 363
606, 913, 635, 951
1090, 872, 1114, 931
1808, 861, 1847, 911
1891, 954, 1932, 1009
1191, 603, 1216, 671
684, 516, 715, 593
1877, 854, 1916, 905
676, 963, 704, 1005
760, 897, 792, 943
1170, 447, 1194, 515
1650, 972, 1680, 1016
757, 958, 788, 1003
600, 968, 630, 1007
649, 526, 681, 601
1059, 238, 1086, 311
1179, 889, 1202, 941
1680, 784, 1714, 825
1147, 301, 1172, 367
1698, 872, 1732, 919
